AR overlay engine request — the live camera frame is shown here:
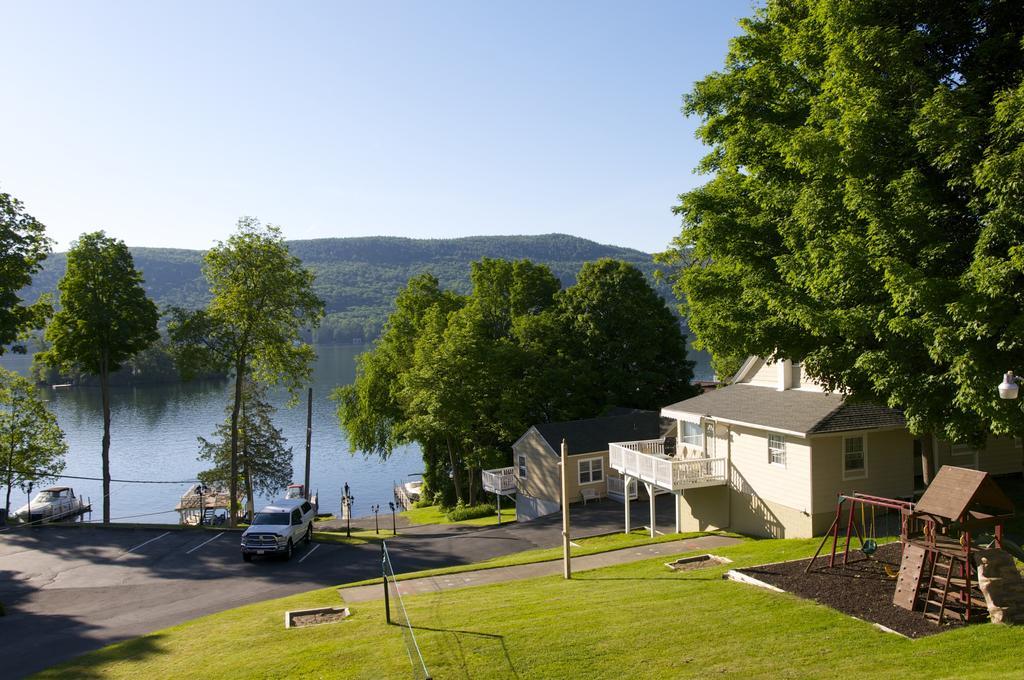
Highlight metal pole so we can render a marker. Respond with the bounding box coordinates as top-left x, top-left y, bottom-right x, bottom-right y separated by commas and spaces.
304, 387, 312, 499
382, 542, 391, 625
389, 501, 396, 535
561, 438, 571, 579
